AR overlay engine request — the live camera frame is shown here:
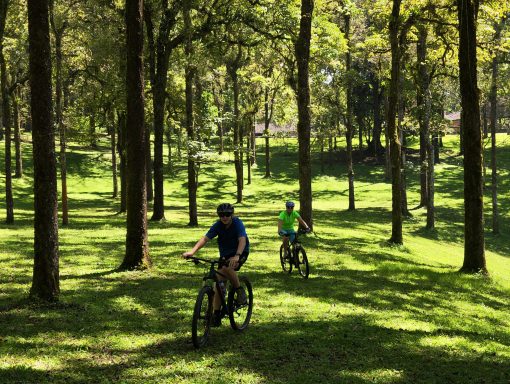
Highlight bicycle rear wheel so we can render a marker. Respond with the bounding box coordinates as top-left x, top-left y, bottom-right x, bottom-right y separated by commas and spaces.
296, 247, 309, 278
191, 285, 213, 348
228, 276, 253, 331
279, 244, 292, 273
